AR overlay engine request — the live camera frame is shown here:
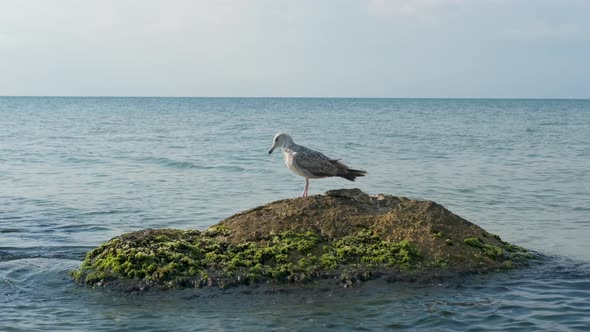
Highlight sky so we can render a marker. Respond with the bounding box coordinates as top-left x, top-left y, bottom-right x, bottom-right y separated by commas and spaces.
0, 0, 589, 98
